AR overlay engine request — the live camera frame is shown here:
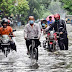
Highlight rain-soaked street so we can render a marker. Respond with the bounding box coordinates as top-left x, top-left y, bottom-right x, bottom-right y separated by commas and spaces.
0, 24, 72, 72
